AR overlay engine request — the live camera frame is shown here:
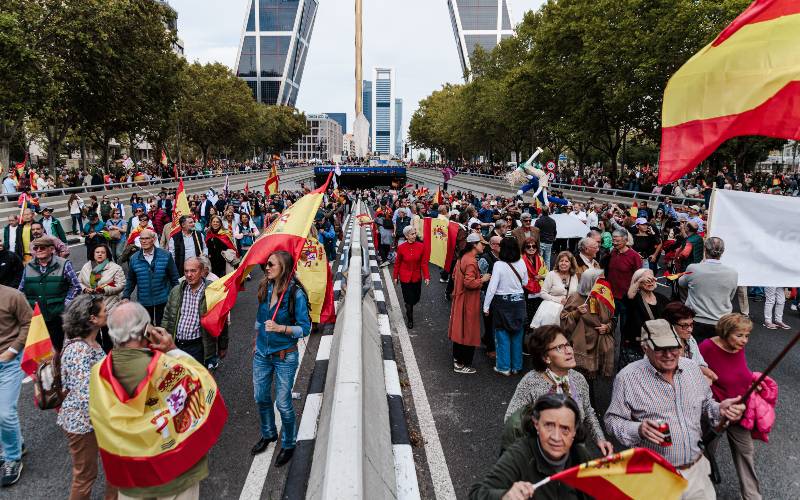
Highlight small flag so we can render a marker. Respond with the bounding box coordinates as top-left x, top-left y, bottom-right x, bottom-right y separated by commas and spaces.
160, 150, 168, 167
772, 176, 782, 187
243, 181, 250, 194
442, 166, 457, 182
21, 303, 54, 377
589, 278, 615, 316
264, 165, 279, 195
169, 179, 191, 238
663, 271, 693, 281
433, 187, 444, 205
126, 225, 144, 245
422, 217, 460, 270
629, 202, 639, 218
